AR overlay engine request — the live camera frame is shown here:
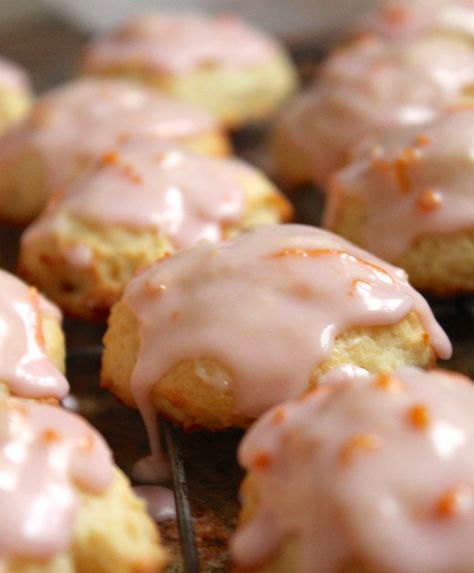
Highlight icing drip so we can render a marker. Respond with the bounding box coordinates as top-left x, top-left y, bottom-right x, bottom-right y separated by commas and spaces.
83, 12, 281, 75
279, 35, 474, 185
133, 486, 176, 522
23, 140, 248, 250
0, 77, 218, 195
0, 398, 113, 561
0, 270, 68, 399
123, 225, 450, 423
324, 107, 474, 261
232, 367, 474, 573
